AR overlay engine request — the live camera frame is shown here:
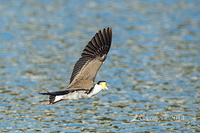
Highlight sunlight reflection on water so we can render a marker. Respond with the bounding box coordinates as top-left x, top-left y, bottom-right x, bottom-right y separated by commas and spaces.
0, 0, 200, 132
